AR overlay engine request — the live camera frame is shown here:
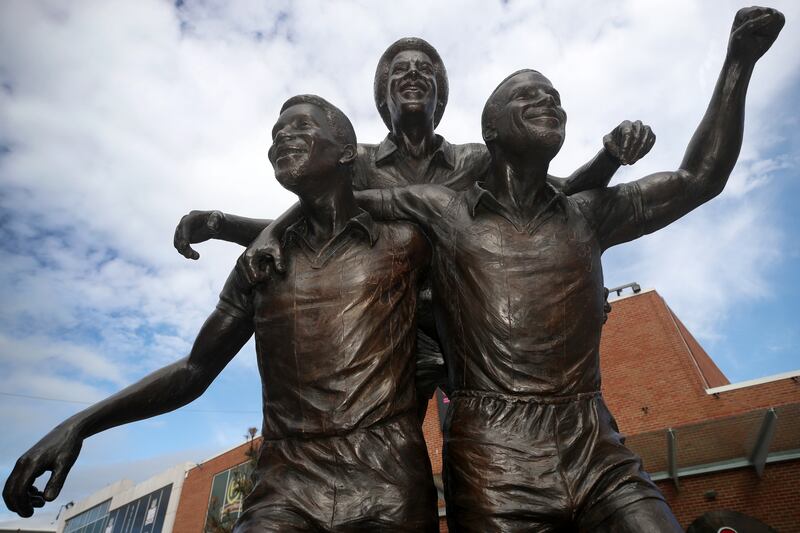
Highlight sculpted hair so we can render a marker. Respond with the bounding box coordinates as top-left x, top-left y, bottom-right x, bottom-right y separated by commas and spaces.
280, 94, 357, 148
374, 37, 449, 130
481, 69, 544, 143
